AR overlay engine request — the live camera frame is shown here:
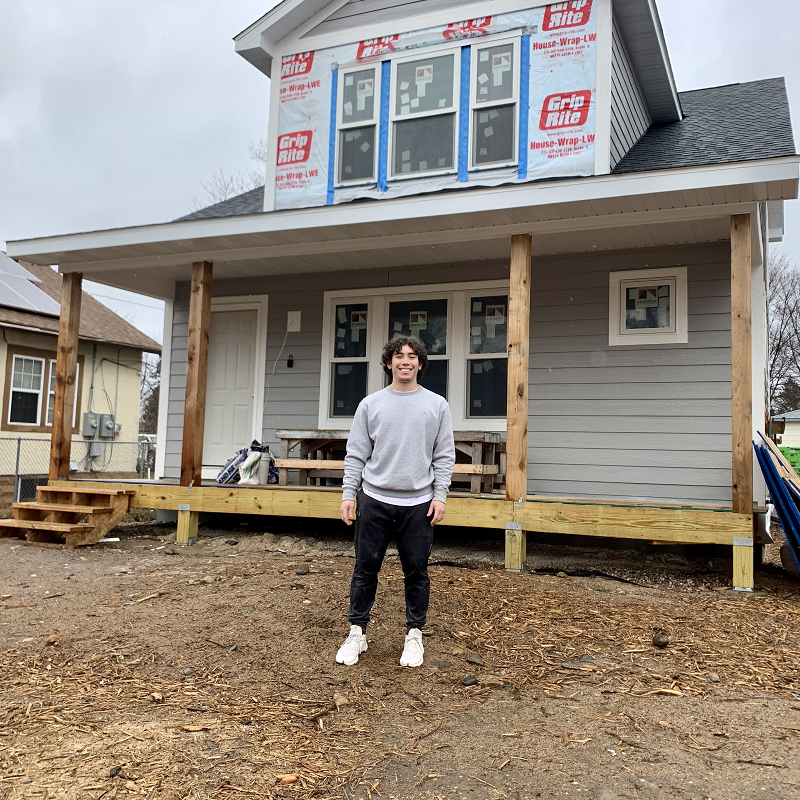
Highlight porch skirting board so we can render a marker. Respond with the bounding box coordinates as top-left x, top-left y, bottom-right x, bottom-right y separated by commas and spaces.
53, 480, 754, 588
